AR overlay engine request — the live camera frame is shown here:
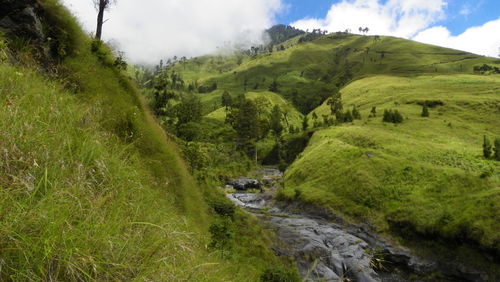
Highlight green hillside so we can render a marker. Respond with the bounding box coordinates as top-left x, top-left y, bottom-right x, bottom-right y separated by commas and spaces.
0, 1, 295, 280
283, 74, 500, 251
170, 30, 500, 256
